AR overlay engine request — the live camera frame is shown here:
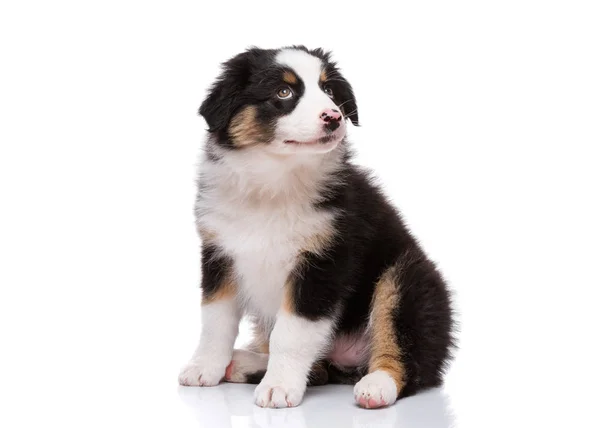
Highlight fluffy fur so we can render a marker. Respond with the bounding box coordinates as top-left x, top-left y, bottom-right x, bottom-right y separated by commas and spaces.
179, 46, 455, 409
